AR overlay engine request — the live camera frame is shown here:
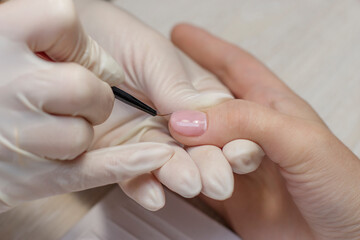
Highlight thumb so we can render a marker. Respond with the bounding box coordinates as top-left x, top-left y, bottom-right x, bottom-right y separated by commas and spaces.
168, 99, 330, 171
0, 0, 124, 86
